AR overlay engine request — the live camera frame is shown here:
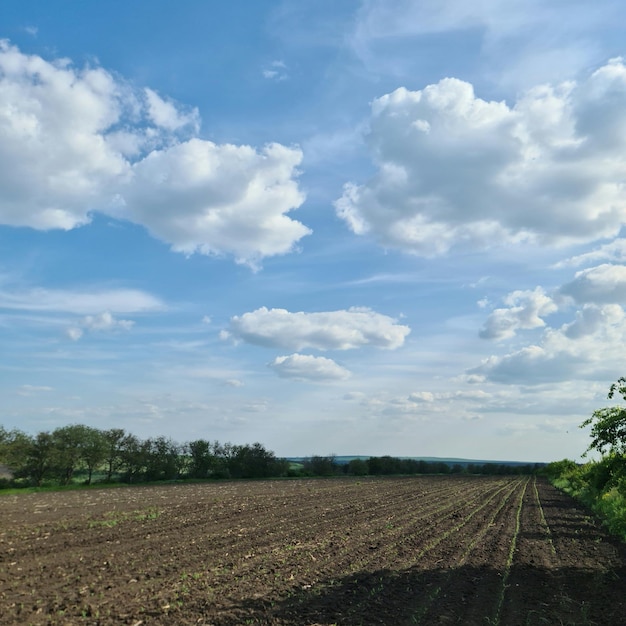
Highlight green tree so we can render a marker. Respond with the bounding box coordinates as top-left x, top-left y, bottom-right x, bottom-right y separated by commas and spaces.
25, 431, 55, 486
51, 424, 101, 485
347, 458, 368, 476
187, 439, 220, 478
227, 442, 285, 479
581, 377, 626, 457
102, 428, 127, 482
304, 455, 338, 476
0, 427, 32, 478
144, 436, 182, 481
119, 433, 150, 483
79, 427, 107, 485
